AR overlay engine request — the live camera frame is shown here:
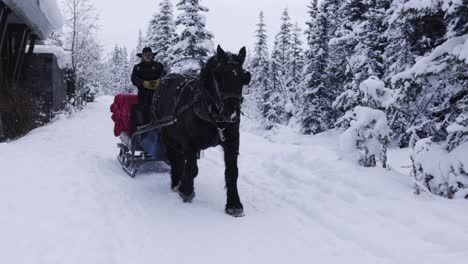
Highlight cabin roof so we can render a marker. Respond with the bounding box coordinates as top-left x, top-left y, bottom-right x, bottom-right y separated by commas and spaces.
3, 0, 63, 39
